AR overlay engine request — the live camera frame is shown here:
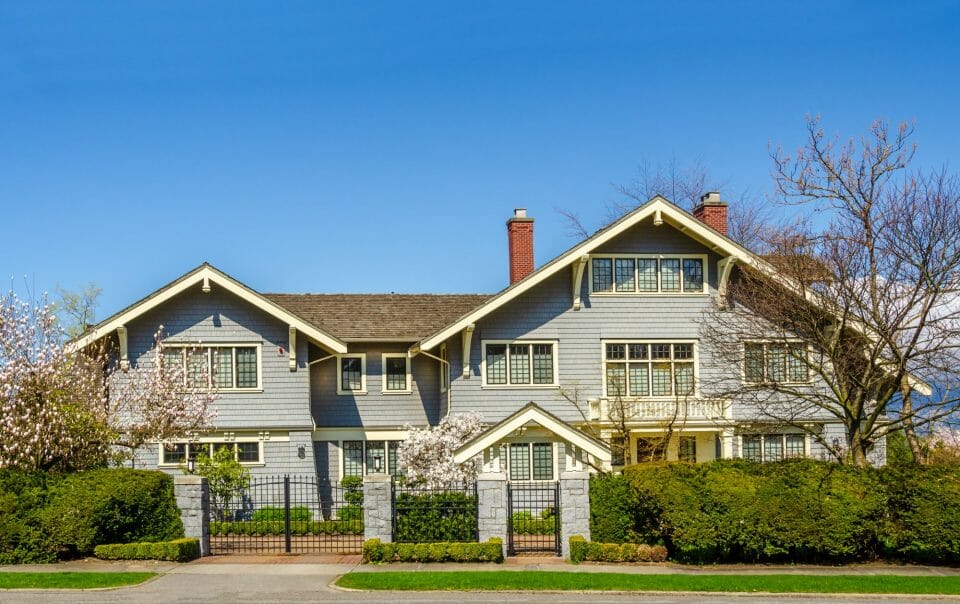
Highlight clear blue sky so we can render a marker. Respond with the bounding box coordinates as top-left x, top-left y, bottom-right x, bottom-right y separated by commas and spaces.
2, 1, 958, 319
